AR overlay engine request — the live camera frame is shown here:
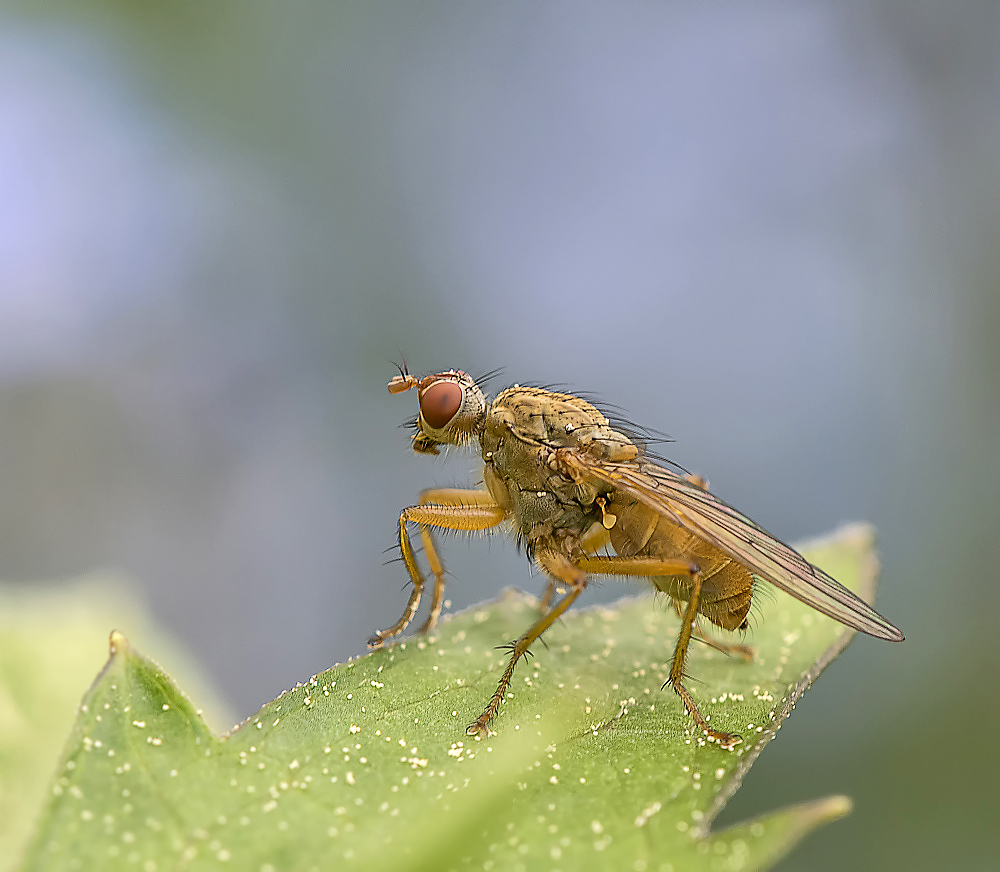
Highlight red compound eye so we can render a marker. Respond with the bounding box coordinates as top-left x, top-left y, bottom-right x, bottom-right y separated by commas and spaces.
420, 381, 463, 429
